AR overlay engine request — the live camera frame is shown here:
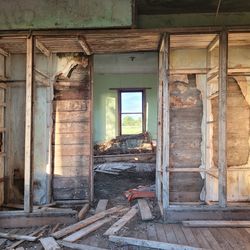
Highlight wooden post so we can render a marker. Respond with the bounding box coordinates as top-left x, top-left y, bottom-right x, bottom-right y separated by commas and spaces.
24, 36, 34, 213
218, 30, 228, 207
162, 33, 170, 218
